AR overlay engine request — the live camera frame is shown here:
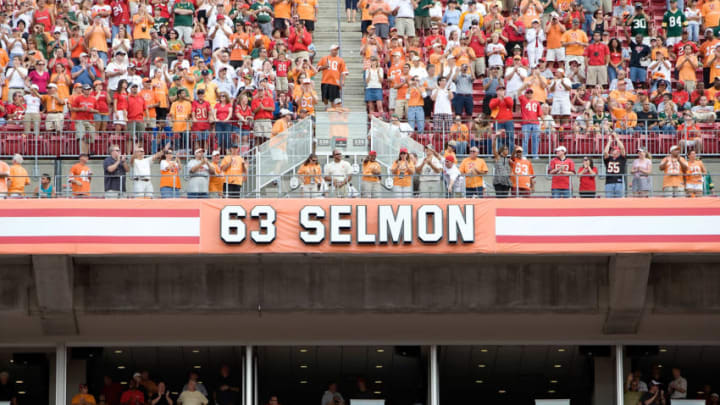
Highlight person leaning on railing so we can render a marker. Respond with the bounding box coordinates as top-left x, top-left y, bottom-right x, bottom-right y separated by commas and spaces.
103, 144, 130, 198
416, 146, 443, 198
360, 151, 383, 198
220, 144, 248, 198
